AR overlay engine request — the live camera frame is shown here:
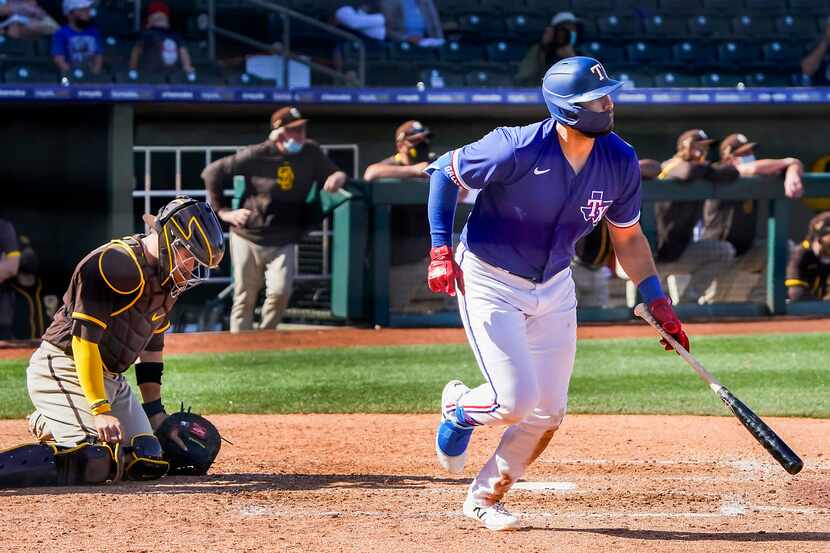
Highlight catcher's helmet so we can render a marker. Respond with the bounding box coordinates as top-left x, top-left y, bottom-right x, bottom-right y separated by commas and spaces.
542, 56, 622, 132
154, 196, 225, 297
